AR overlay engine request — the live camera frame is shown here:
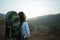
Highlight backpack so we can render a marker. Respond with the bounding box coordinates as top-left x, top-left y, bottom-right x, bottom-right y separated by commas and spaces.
5, 11, 20, 40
